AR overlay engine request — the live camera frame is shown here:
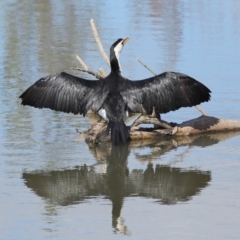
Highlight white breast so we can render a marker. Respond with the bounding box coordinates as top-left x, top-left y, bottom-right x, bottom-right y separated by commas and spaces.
98, 108, 129, 120
98, 109, 107, 120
